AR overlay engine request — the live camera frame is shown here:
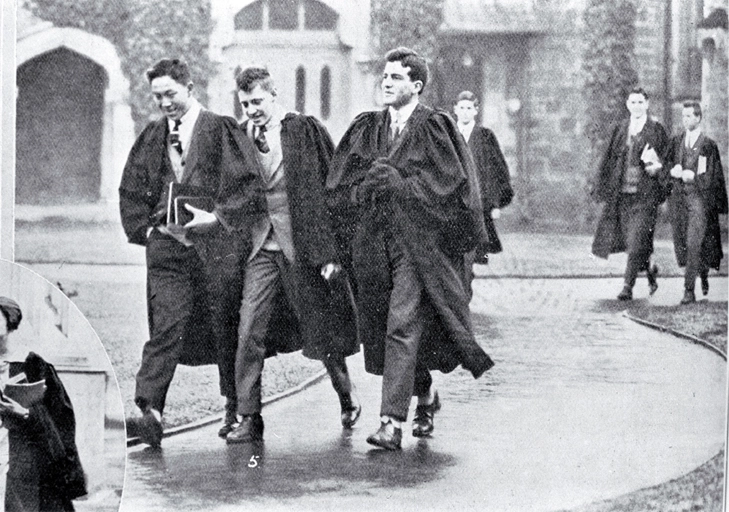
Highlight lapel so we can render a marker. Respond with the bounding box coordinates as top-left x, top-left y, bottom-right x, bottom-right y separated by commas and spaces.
387, 103, 429, 159
693, 132, 705, 152
181, 109, 207, 184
